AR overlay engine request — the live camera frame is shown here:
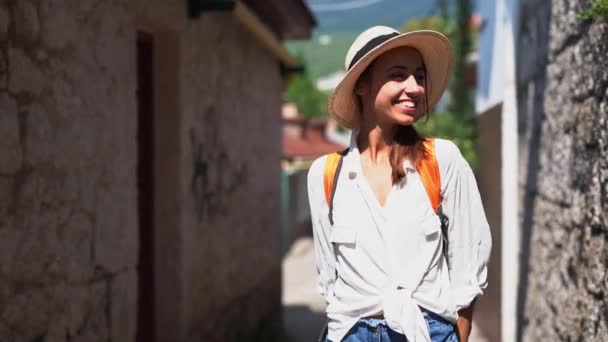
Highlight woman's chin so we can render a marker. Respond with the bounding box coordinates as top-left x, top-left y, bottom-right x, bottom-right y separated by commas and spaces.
391, 113, 417, 126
